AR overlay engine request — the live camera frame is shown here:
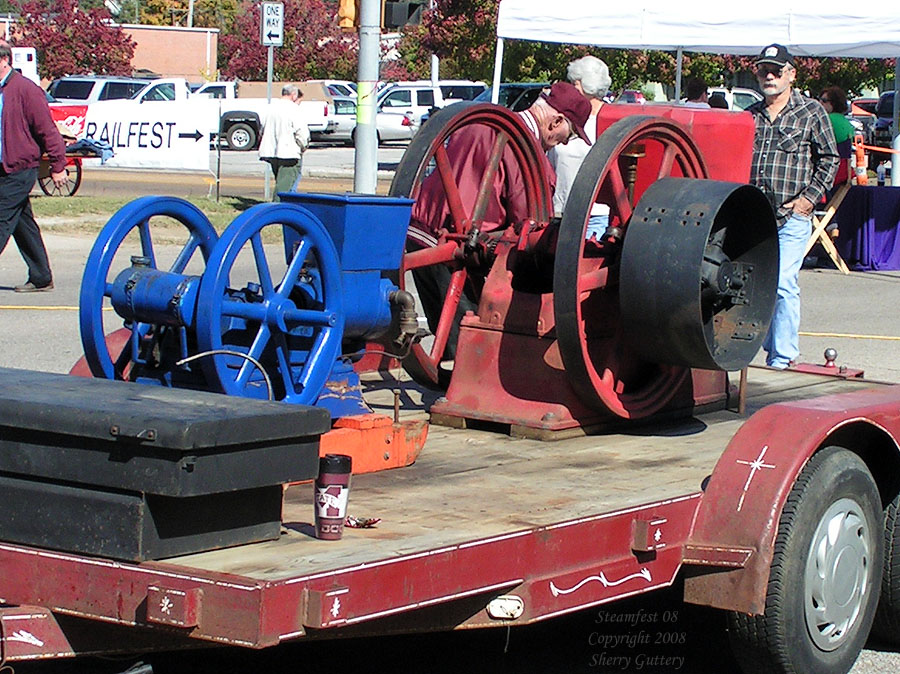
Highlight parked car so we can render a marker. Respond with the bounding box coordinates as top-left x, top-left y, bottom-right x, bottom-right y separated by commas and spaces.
314, 95, 357, 144
472, 82, 549, 111
436, 80, 488, 102
848, 96, 878, 145
47, 76, 148, 104
308, 79, 357, 97
707, 87, 763, 111
377, 80, 486, 126
851, 97, 878, 116
872, 91, 896, 154
313, 95, 415, 145
615, 89, 646, 104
